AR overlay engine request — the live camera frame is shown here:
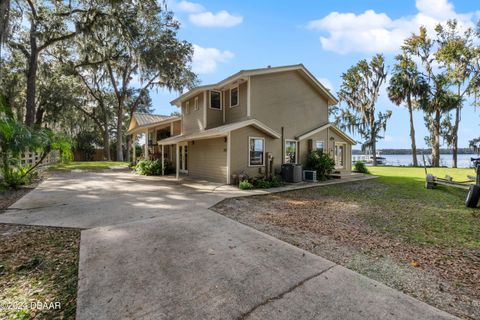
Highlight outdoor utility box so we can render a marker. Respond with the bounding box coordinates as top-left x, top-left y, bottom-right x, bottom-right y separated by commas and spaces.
281, 164, 303, 183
